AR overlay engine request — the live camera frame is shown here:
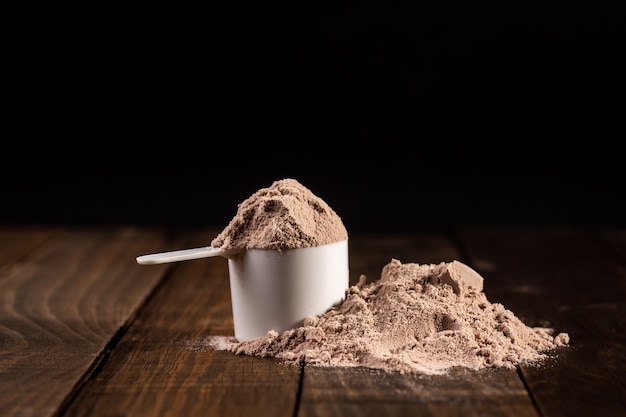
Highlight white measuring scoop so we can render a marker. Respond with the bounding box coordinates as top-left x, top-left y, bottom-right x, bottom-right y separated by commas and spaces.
136, 240, 350, 341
